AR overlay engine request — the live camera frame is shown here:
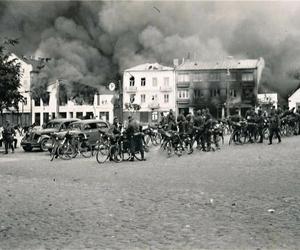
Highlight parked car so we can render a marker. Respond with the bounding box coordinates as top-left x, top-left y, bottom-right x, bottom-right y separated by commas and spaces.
63, 119, 111, 147
21, 118, 79, 152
